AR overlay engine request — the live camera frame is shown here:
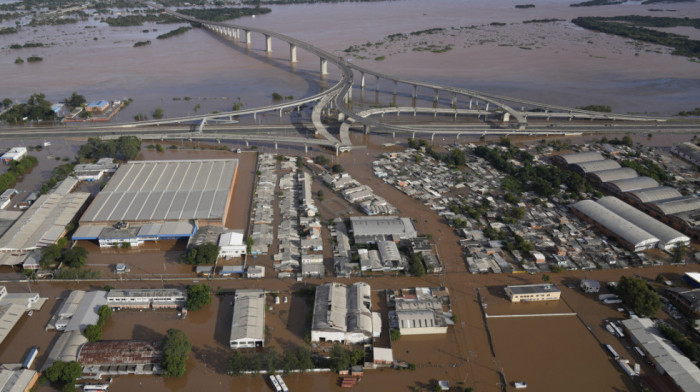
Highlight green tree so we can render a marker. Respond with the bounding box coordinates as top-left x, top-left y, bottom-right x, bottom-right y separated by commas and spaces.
227, 350, 247, 375
409, 253, 425, 277
183, 242, 220, 265
40, 244, 63, 268
616, 276, 662, 317
1, 98, 11, 108
44, 361, 82, 389
84, 324, 102, 342
97, 305, 112, 327
62, 246, 87, 268
295, 346, 314, 370
672, 243, 687, 263
390, 329, 401, 341
186, 284, 211, 311
153, 108, 164, 119
162, 328, 192, 378
331, 164, 344, 174
65, 92, 86, 109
